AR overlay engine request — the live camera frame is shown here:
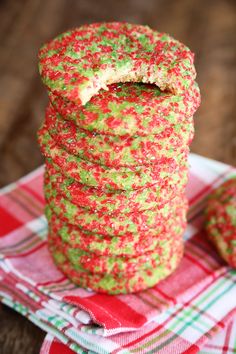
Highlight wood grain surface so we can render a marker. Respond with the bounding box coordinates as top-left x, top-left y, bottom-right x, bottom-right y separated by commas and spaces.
0, 0, 235, 353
